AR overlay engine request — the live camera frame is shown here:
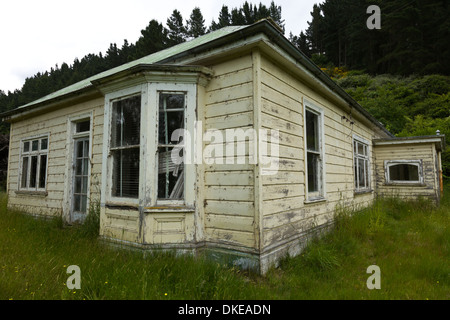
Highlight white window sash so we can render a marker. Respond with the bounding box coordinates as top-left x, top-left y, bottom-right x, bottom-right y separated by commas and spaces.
18, 134, 49, 192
